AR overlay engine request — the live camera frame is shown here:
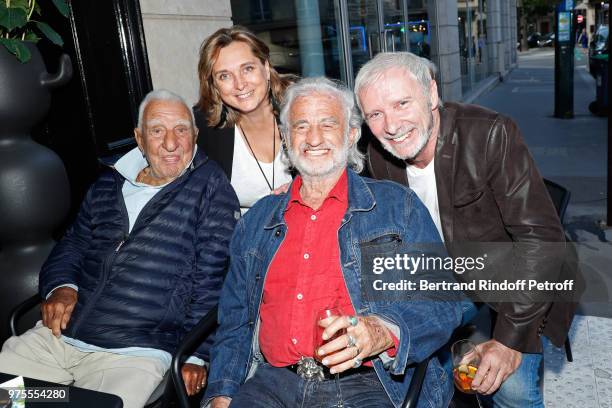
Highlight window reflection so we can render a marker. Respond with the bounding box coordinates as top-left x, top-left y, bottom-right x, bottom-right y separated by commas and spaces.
457, 0, 490, 95
231, 0, 345, 80
230, 0, 431, 83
